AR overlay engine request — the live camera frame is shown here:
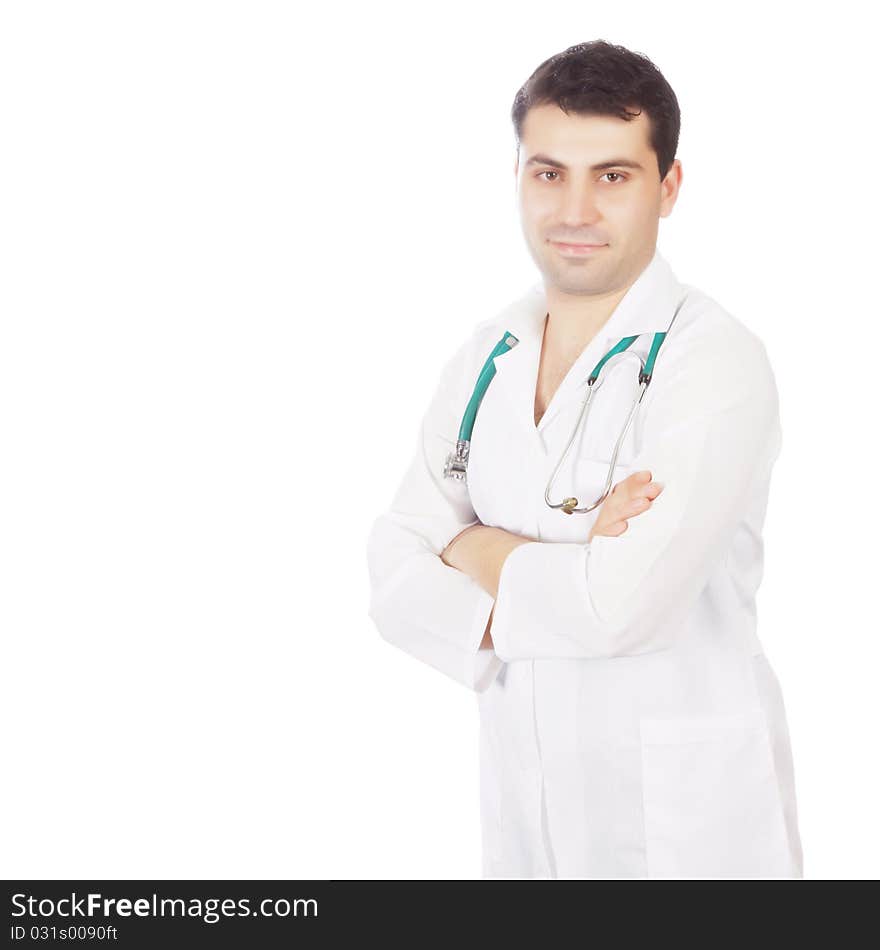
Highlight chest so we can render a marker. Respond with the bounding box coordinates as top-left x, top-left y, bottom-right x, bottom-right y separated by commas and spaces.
466, 333, 656, 544
534, 349, 576, 427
